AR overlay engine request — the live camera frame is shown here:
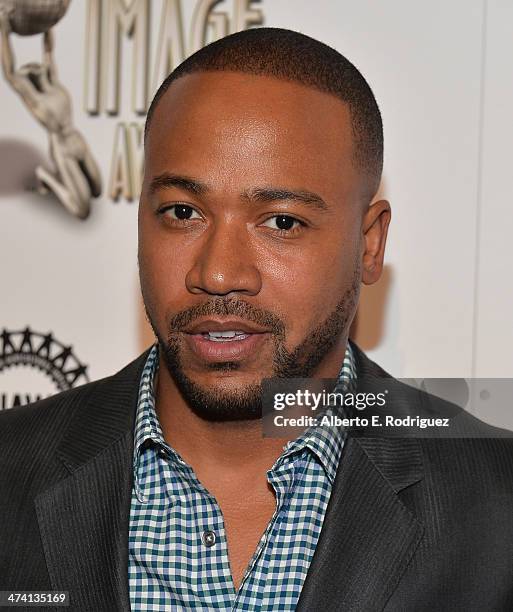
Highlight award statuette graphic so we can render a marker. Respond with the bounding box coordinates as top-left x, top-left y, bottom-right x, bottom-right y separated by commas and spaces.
0, 0, 102, 219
